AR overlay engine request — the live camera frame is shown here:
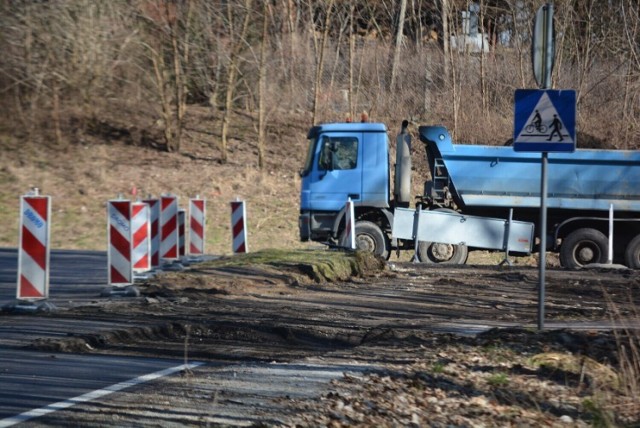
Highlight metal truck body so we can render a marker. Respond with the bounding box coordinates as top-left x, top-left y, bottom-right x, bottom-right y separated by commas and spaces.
299, 121, 640, 269
420, 126, 640, 212
419, 125, 640, 268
